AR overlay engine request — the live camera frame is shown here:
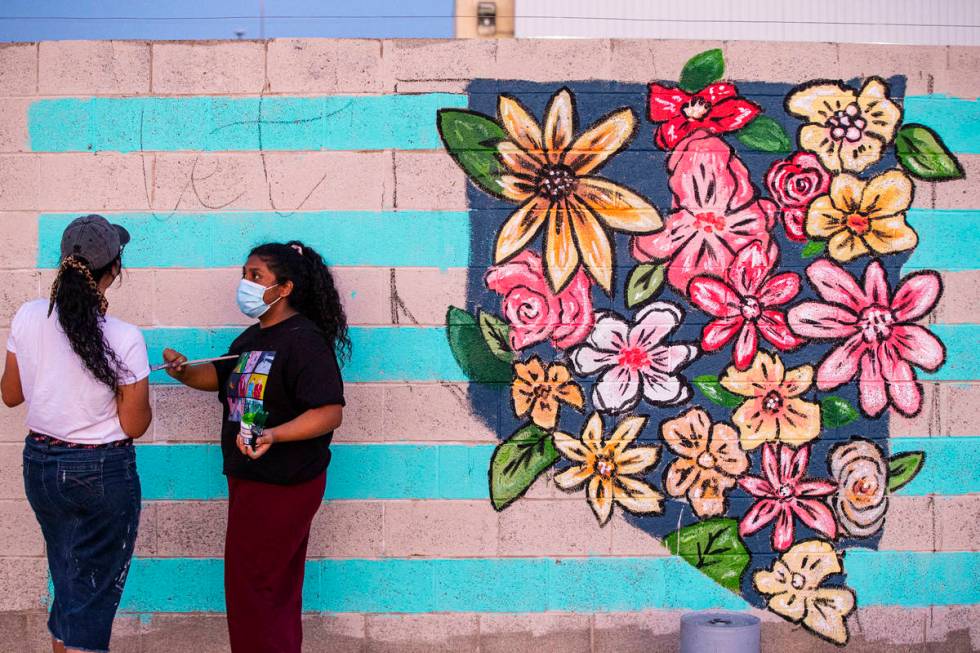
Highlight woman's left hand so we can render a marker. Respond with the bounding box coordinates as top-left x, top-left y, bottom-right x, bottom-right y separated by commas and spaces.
244, 429, 275, 460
